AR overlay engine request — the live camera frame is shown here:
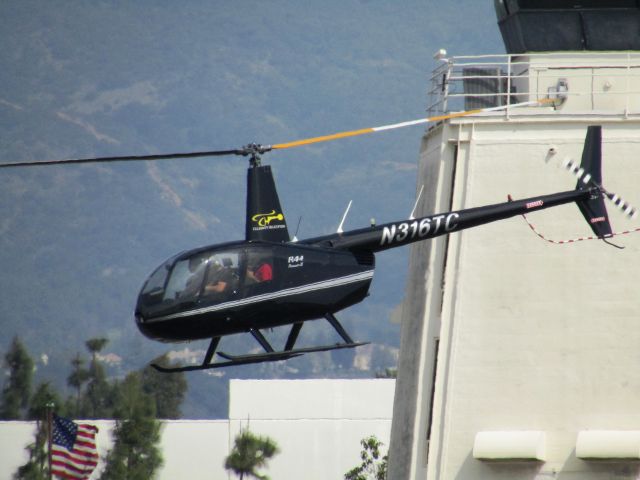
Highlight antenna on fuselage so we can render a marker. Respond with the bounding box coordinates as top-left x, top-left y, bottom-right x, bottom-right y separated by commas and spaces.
337, 200, 353, 234
292, 216, 302, 242
409, 185, 425, 220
